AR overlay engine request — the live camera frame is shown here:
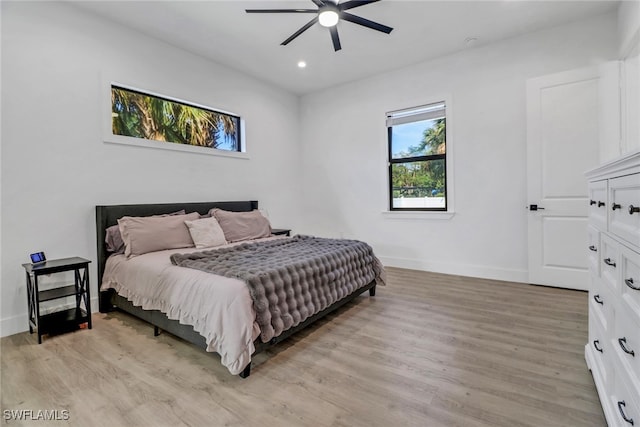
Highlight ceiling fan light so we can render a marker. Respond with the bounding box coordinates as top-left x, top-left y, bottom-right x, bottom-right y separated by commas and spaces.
318, 10, 339, 27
